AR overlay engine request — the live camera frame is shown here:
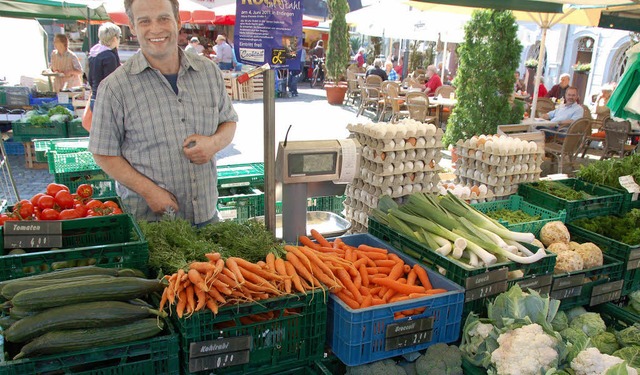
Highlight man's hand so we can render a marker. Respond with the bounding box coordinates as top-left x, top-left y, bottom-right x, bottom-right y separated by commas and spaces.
183, 134, 217, 165
142, 185, 179, 214
541, 113, 550, 120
